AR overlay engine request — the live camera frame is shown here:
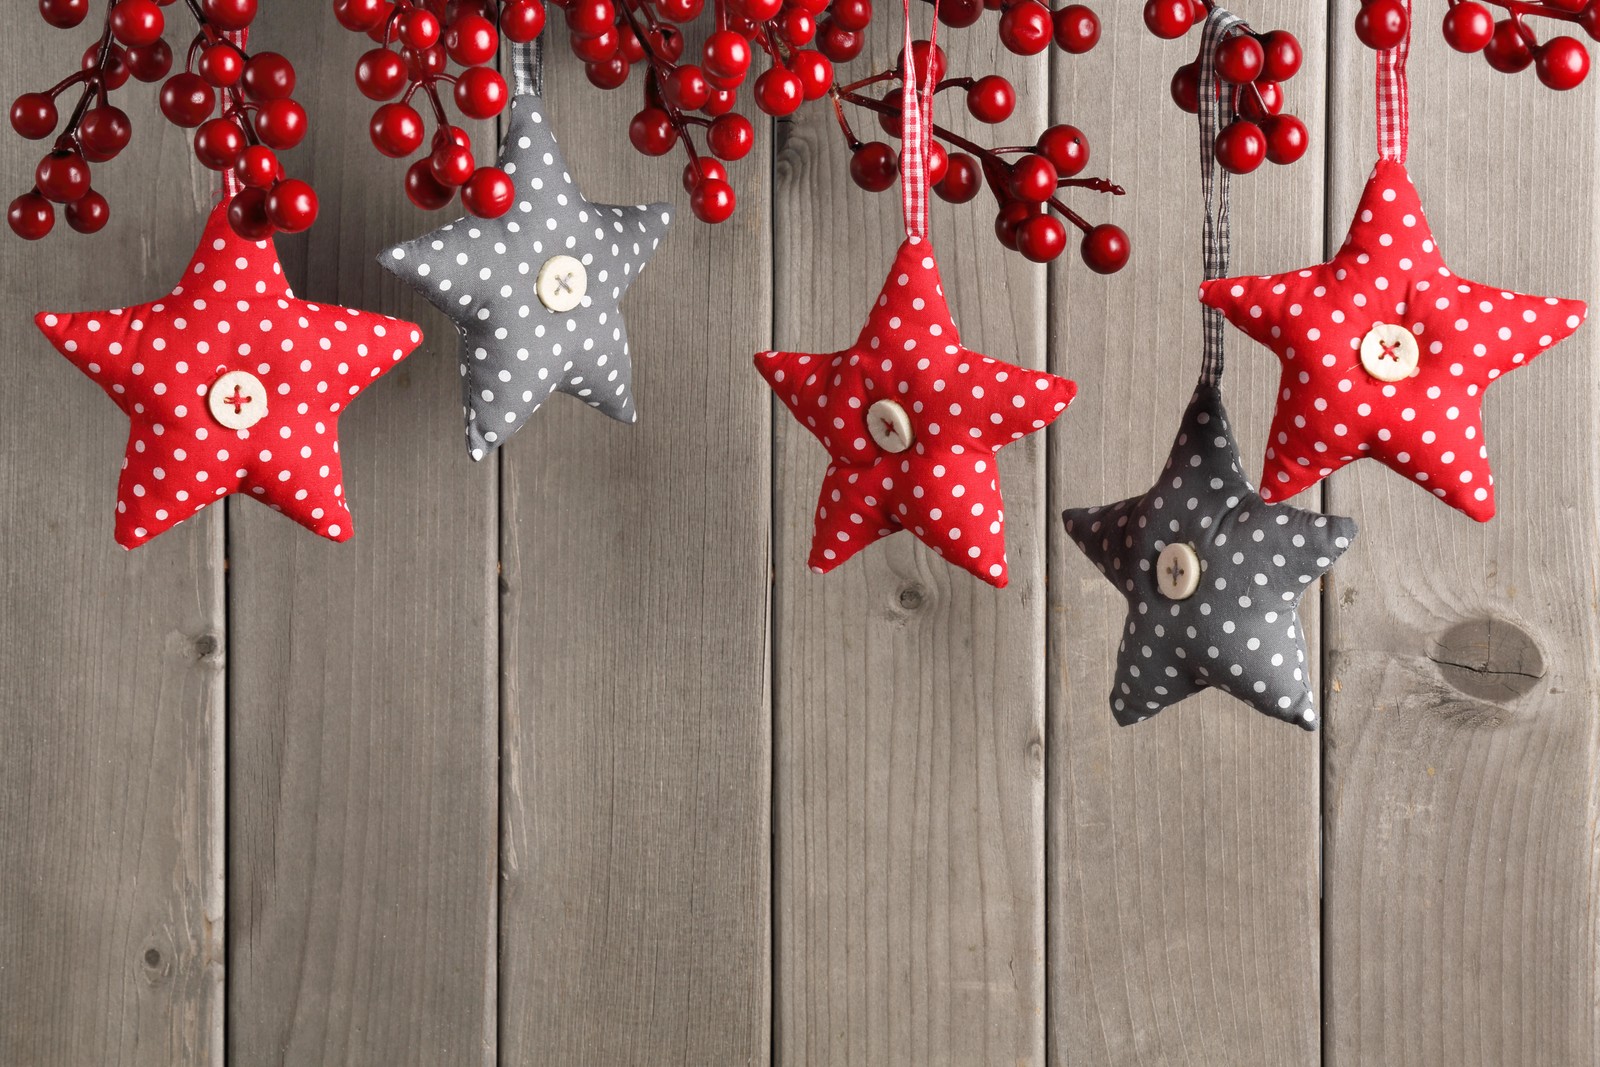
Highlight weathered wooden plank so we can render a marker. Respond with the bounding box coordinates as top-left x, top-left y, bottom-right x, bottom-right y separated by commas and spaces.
226, 9, 499, 1065
1047, 5, 1329, 1063
0, 17, 225, 1067
496, 50, 773, 1066
1323, 4, 1600, 1063
770, 27, 1049, 1067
